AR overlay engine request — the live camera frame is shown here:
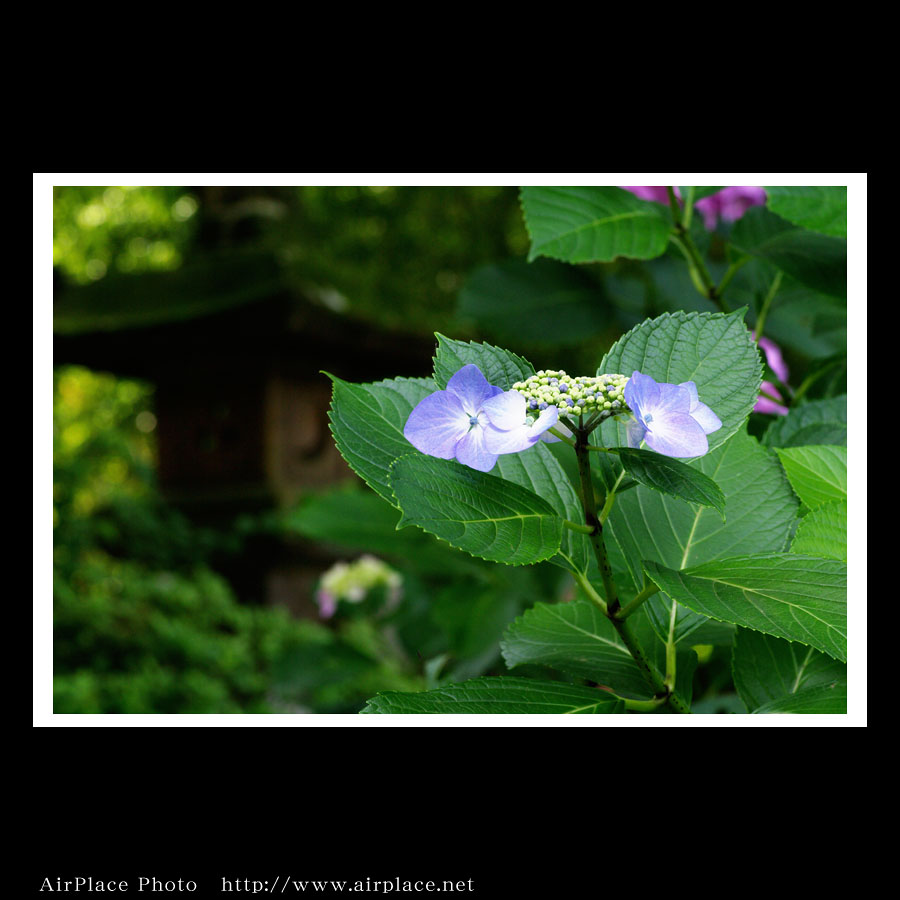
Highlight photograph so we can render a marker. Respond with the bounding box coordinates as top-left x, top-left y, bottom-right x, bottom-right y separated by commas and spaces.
38, 177, 862, 723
